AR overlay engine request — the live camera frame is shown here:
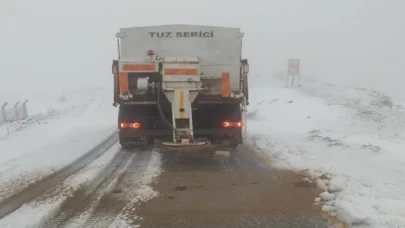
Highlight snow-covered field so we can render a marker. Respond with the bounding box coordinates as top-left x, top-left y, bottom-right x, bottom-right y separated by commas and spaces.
0, 86, 118, 201
247, 77, 405, 228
